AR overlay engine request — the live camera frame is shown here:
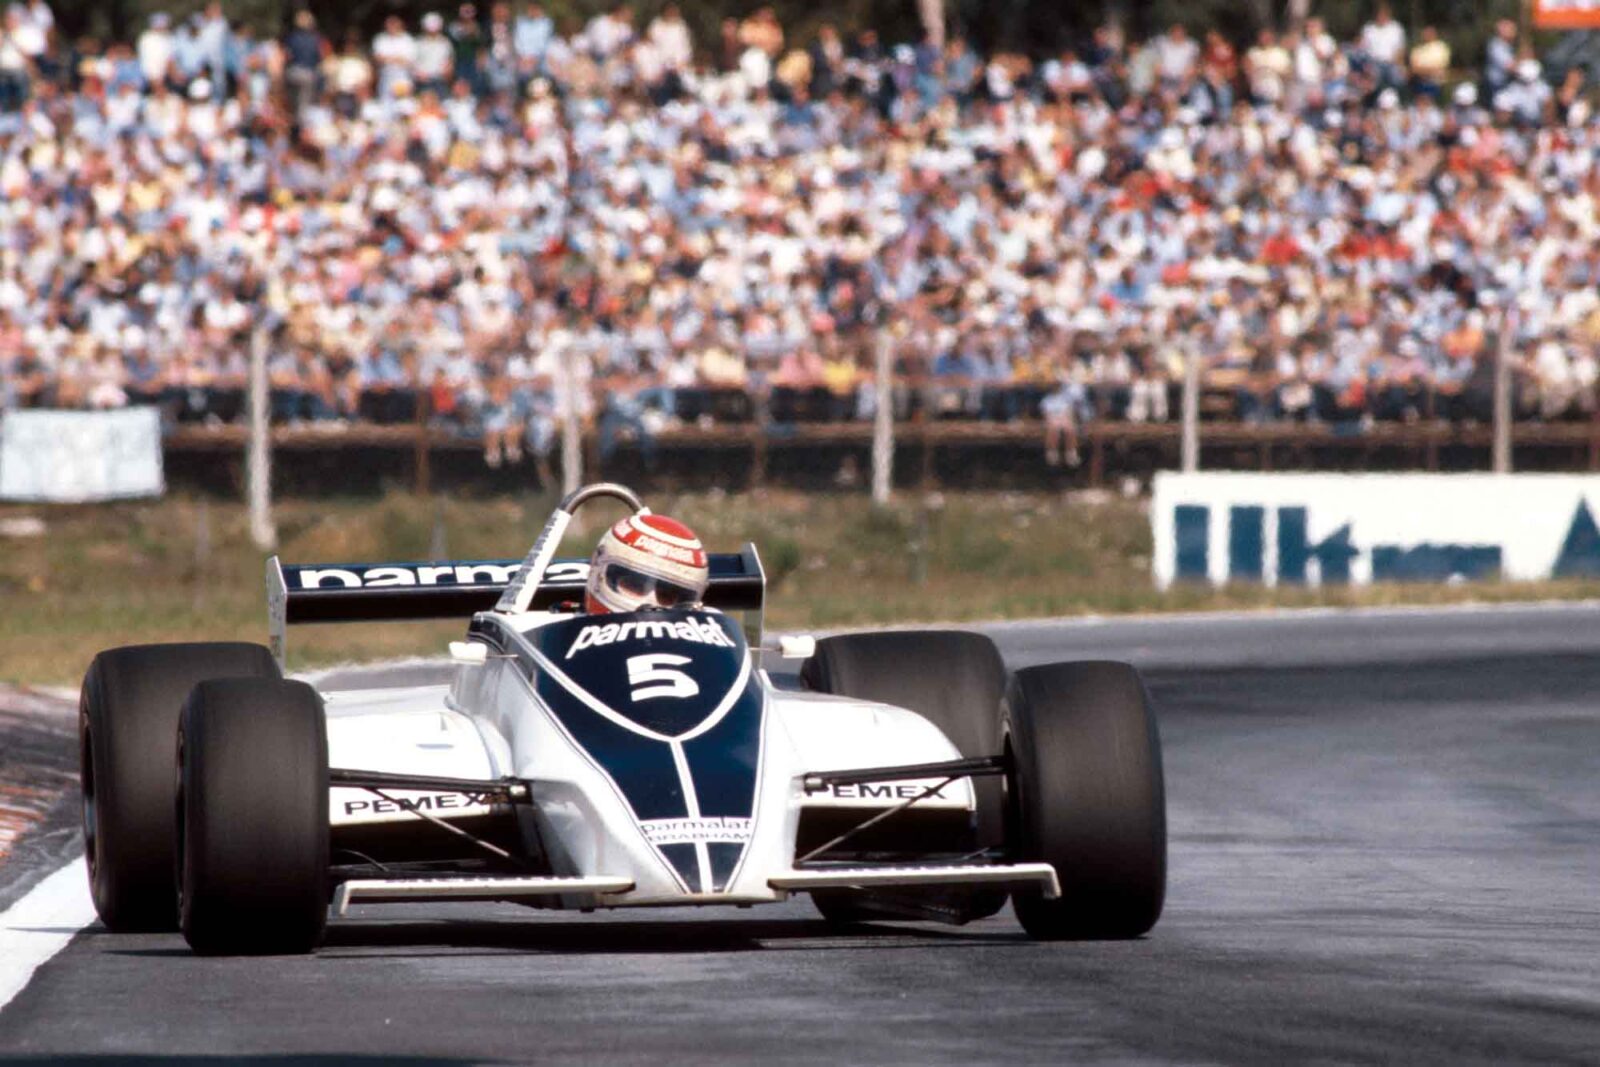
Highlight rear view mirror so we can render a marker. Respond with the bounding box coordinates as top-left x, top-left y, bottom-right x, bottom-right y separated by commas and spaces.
776, 635, 817, 660
449, 641, 489, 666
